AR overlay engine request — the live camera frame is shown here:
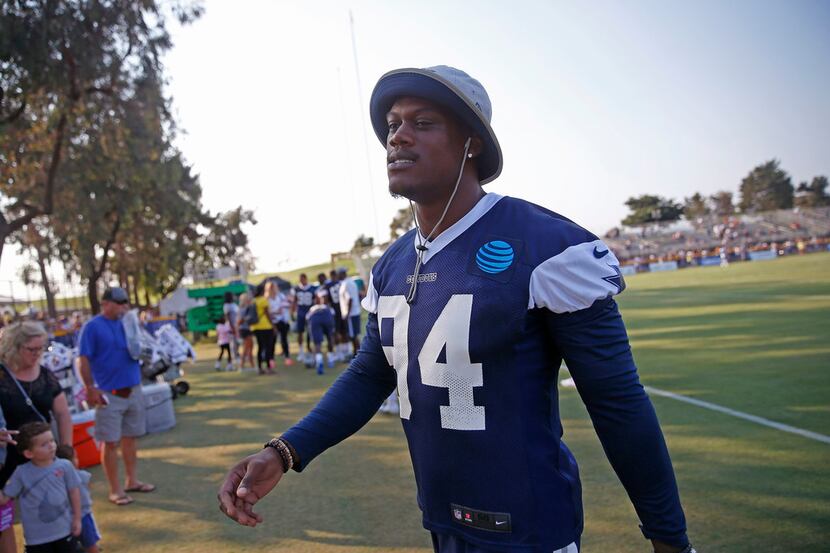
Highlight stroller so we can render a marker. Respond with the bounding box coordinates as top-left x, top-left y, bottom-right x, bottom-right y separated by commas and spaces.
41, 342, 85, 412
138, 324, 195, 398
